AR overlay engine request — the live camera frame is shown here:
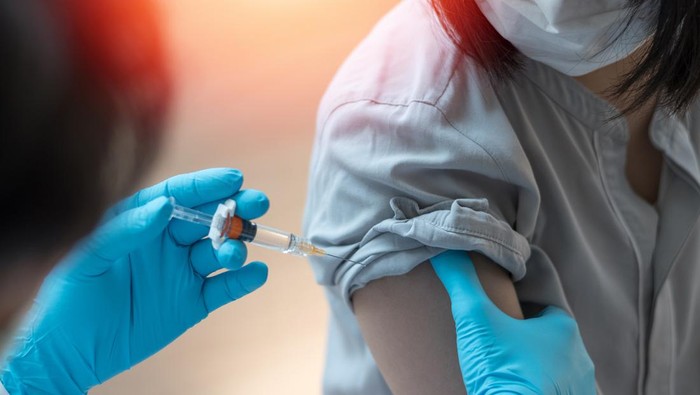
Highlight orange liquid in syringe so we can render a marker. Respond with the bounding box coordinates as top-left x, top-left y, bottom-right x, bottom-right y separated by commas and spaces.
221, 215, 258, 243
